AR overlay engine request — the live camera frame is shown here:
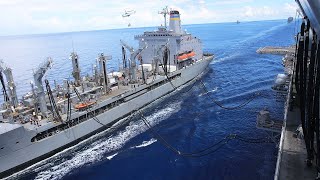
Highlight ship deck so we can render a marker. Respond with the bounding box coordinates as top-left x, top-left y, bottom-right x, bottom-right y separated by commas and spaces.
21, 73, 167, 131
275, 82, 317, 179
276, 107, 316, 179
